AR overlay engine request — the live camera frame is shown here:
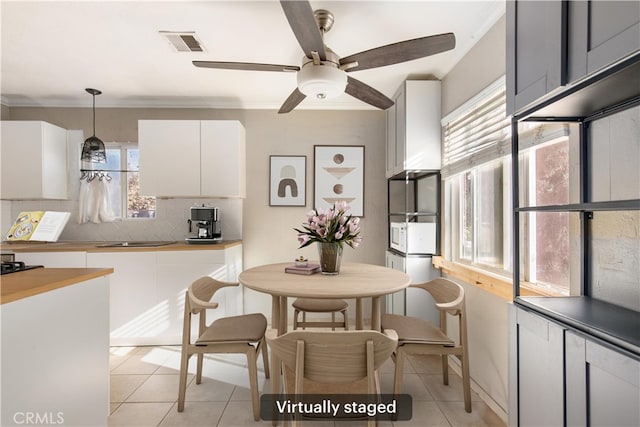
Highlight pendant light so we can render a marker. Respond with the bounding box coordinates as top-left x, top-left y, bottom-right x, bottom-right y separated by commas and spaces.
81, 88, 106, 163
